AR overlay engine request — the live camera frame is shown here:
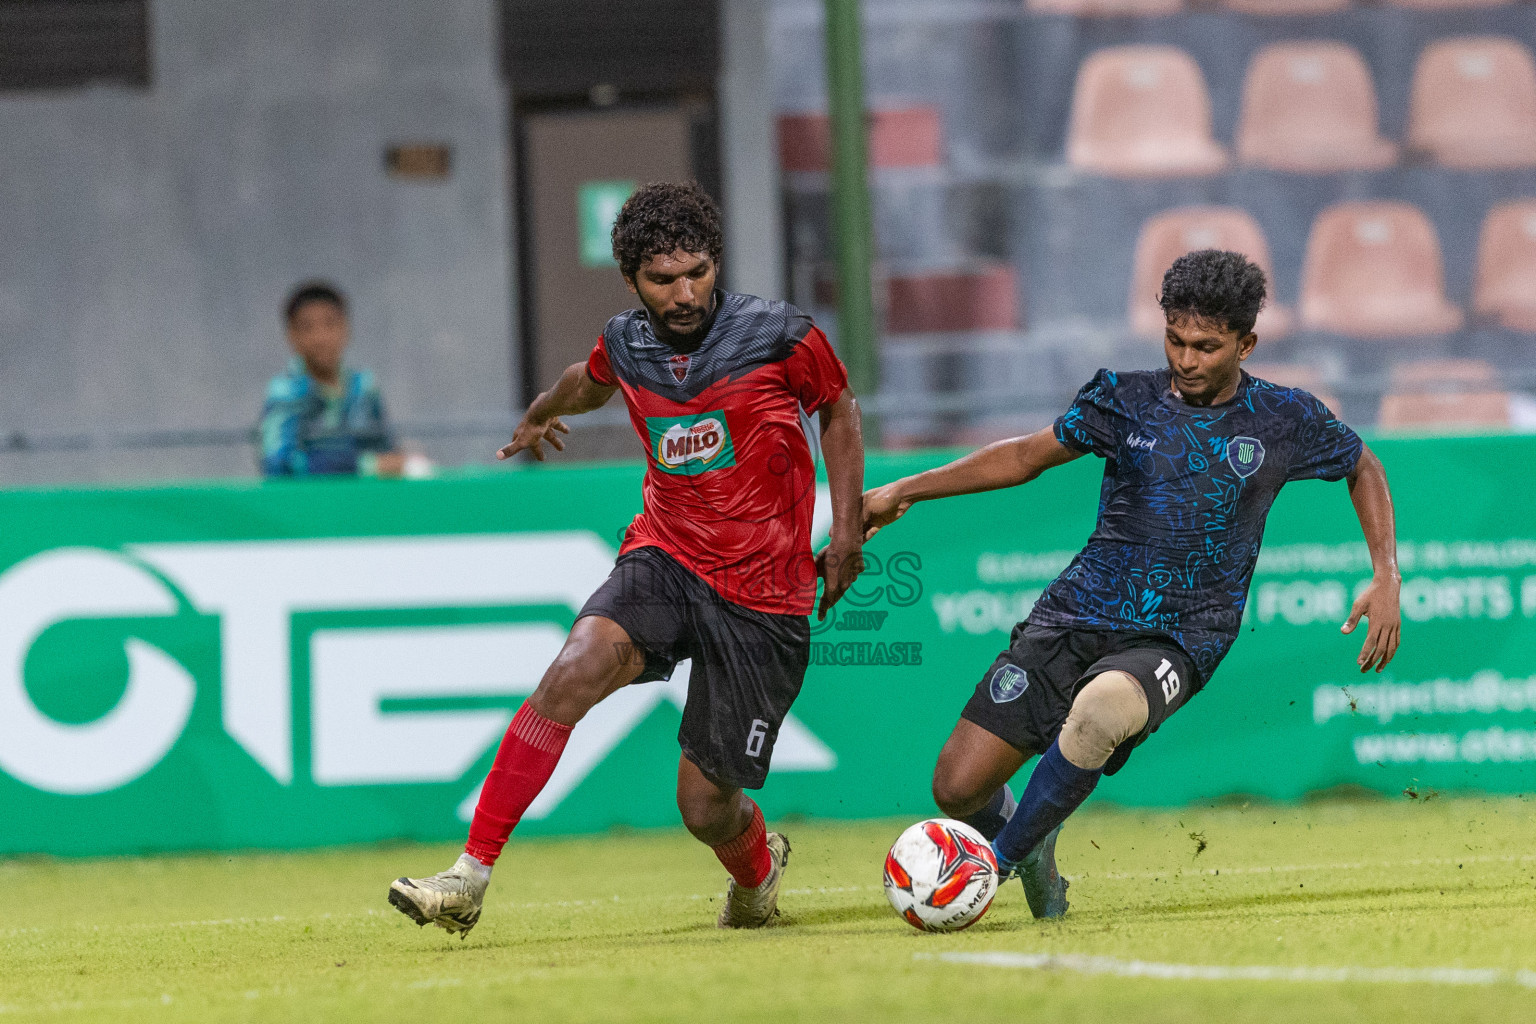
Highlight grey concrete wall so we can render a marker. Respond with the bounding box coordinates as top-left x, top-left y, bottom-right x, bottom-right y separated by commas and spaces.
0, 0, 515, 483
720, 0, 785, 302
